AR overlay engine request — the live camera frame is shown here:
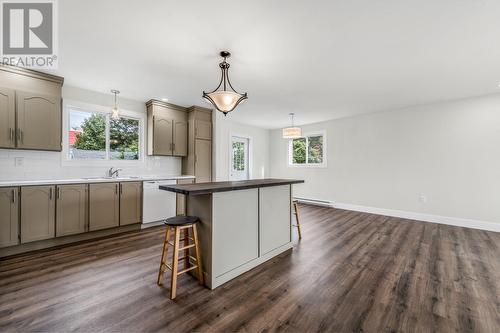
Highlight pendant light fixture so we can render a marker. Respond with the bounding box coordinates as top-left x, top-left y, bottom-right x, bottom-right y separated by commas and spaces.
110, 89, 120, 119
203, 51, 248, 115
282, 113, 302, 138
